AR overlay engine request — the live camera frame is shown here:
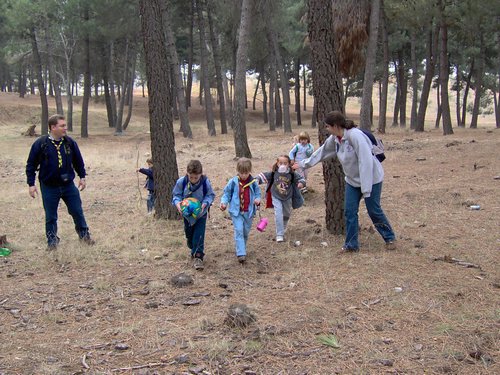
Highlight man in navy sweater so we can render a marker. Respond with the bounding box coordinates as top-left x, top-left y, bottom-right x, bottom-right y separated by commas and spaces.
26, 114, 94, 250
